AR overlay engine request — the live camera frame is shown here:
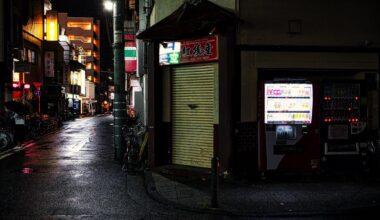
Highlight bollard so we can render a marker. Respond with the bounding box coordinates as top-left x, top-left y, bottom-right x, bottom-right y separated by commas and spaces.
211, 156, 219, 208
